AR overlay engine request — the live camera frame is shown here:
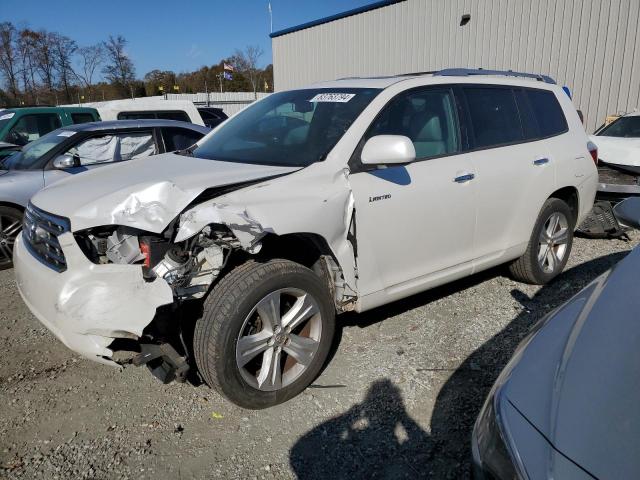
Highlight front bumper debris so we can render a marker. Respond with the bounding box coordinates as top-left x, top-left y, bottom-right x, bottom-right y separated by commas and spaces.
14, 232, 174, 365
